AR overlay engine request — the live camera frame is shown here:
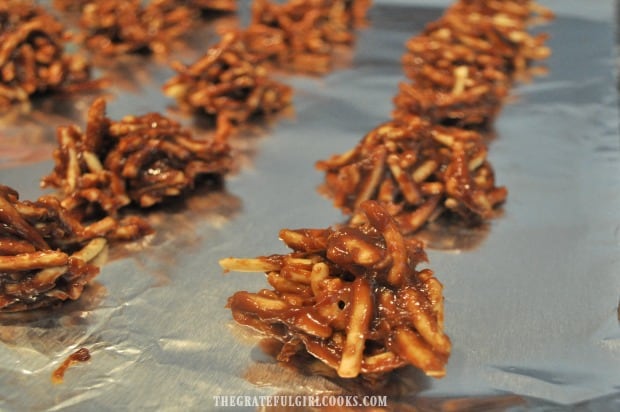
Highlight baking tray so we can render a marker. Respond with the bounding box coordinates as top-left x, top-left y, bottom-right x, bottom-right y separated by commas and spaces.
1, 1, 619, 410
